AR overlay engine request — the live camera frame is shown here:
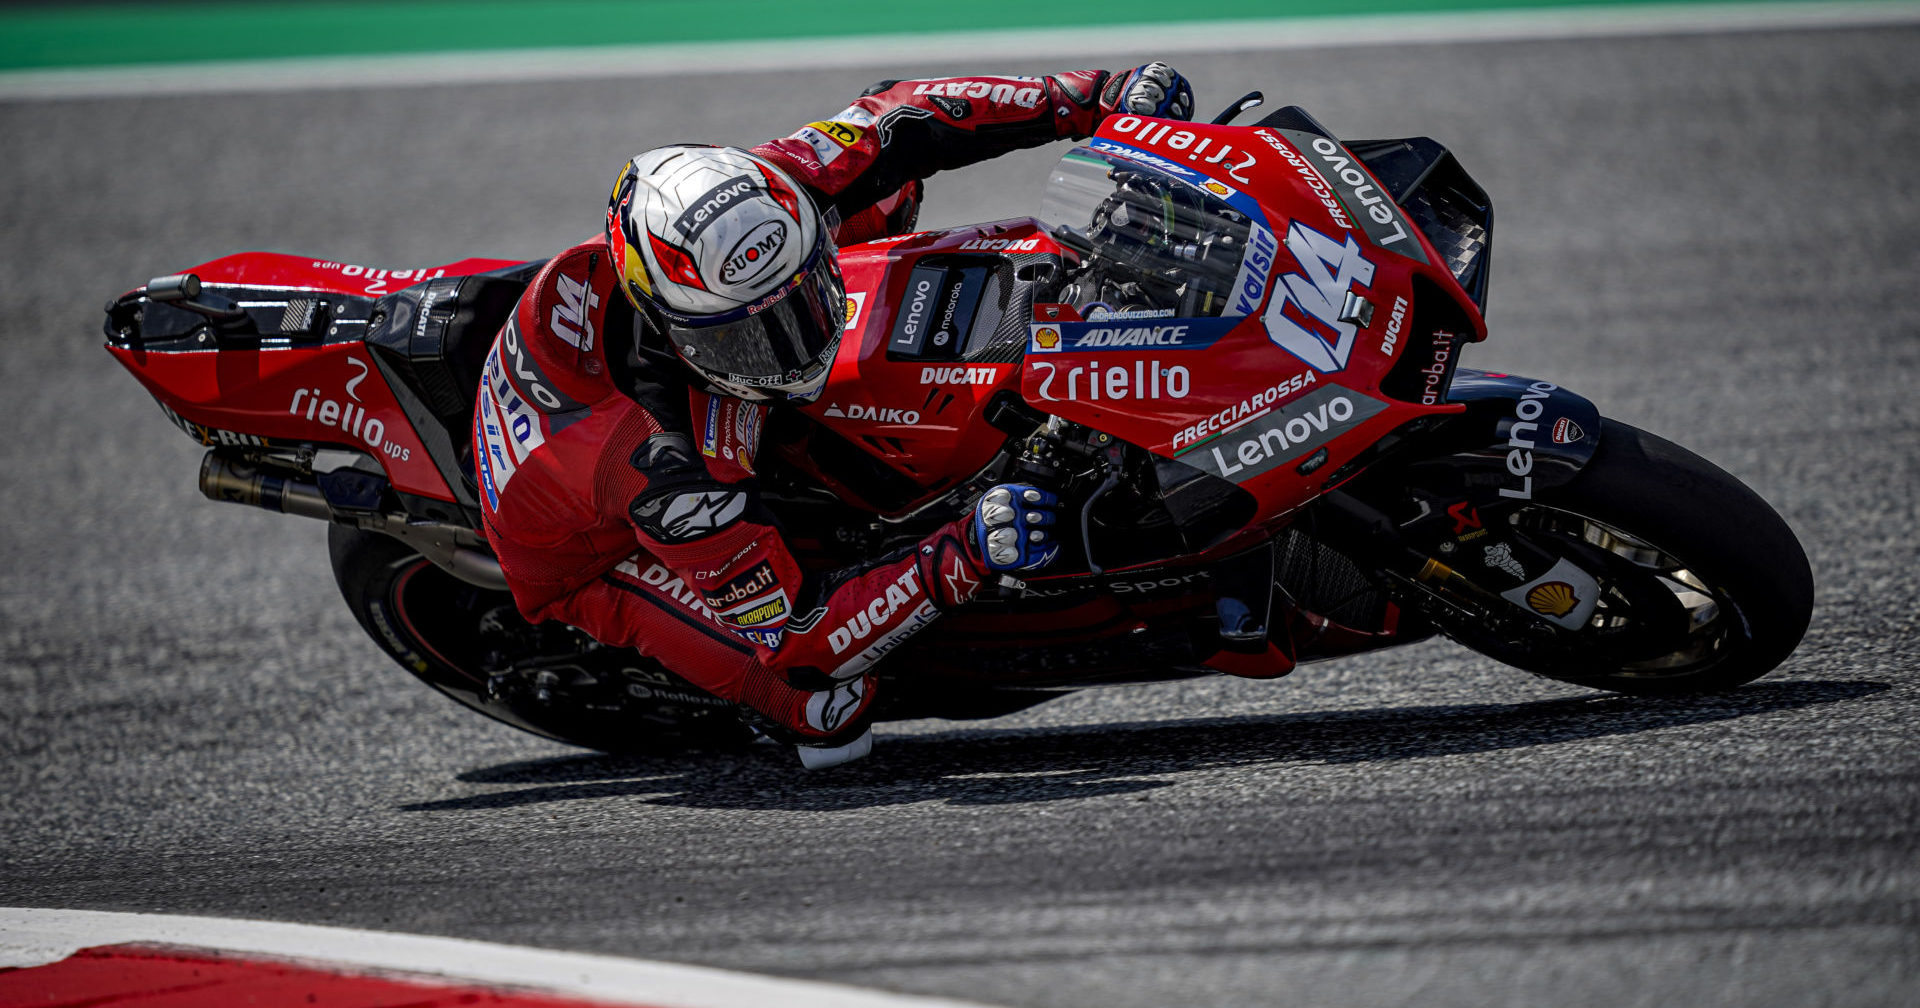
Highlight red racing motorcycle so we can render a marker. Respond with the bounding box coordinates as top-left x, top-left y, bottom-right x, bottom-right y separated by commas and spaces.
102, 98, 1814, 752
